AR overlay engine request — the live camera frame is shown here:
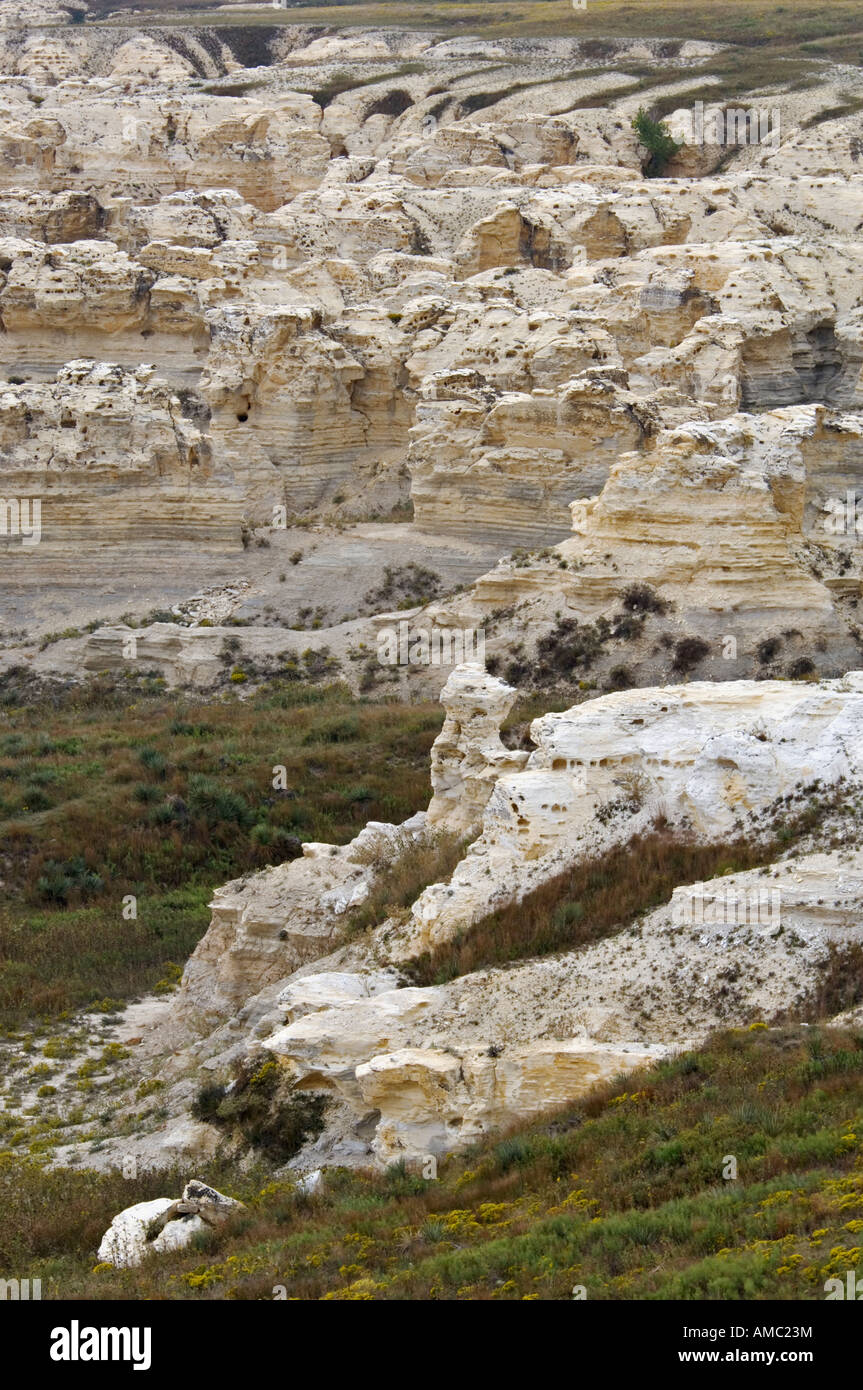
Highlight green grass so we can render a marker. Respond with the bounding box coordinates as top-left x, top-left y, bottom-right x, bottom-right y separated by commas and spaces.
0, 678, 442, 1024
4, 1025, 863, 1299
